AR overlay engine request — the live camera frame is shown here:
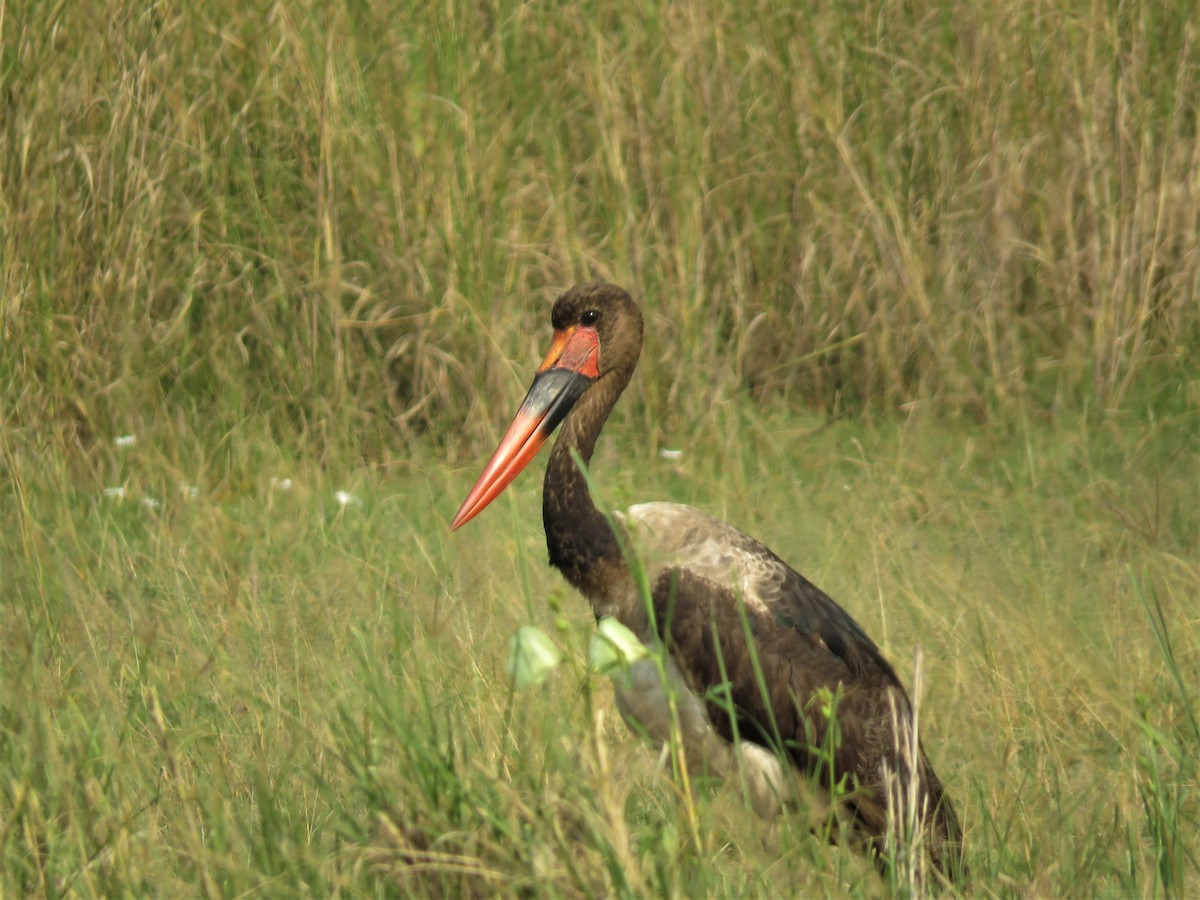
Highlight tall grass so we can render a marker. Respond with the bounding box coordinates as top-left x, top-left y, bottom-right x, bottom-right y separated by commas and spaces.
3, 0, 1195, 450
2, 0, 1198, 895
